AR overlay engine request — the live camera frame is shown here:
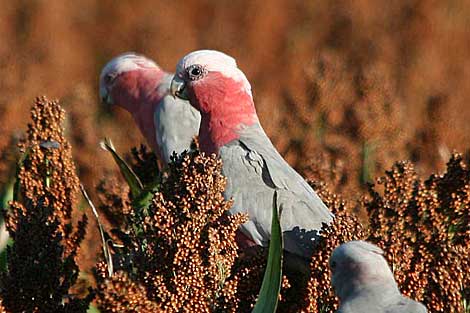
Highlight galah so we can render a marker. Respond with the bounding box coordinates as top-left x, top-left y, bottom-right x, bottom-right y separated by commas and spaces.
99, 52, 201, 164
330, 241, 427, 313
170, 50, 333, 260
